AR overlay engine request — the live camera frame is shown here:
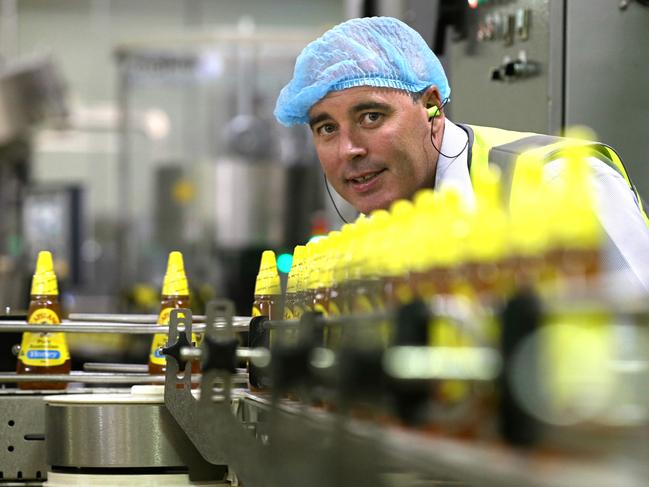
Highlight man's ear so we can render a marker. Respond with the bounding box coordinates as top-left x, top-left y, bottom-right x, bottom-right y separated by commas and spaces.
422, 85, 443, 114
